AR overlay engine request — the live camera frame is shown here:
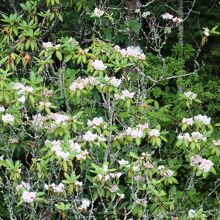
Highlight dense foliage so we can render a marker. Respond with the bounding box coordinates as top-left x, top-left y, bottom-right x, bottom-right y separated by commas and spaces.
0, 0, 219, 219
